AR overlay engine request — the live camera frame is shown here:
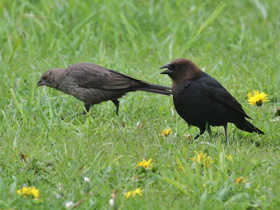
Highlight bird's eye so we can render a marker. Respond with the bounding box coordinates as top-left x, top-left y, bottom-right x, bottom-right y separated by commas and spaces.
176, 65, 181, 70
